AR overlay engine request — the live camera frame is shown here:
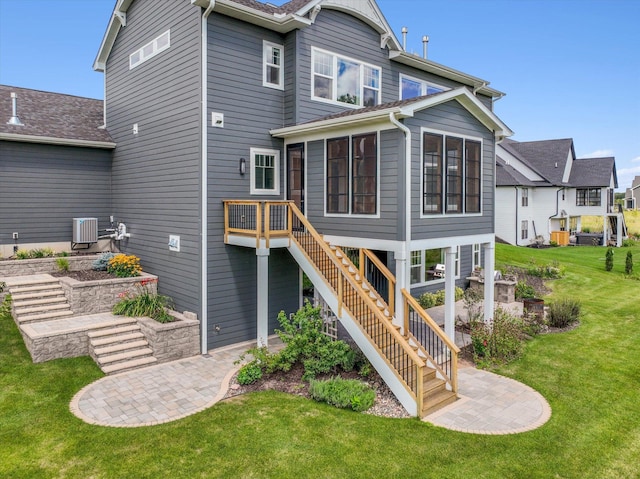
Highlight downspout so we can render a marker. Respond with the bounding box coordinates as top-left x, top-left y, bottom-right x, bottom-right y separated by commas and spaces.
389, 112, 411, 330
200, 0, 215, 354
514, 186, 519, 245
548, 187, 564, 241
